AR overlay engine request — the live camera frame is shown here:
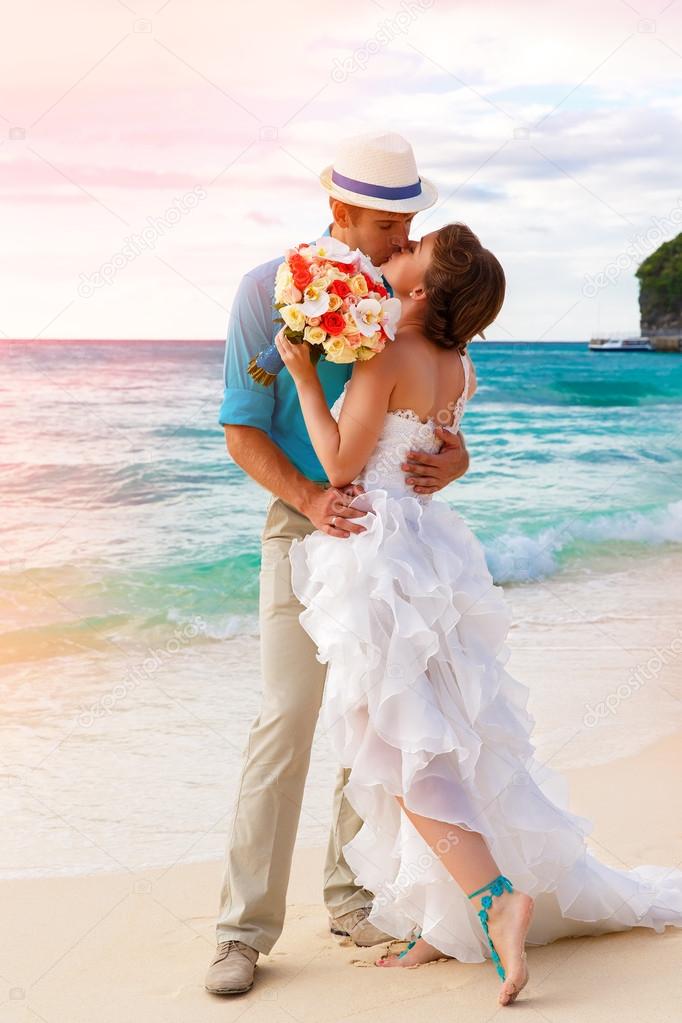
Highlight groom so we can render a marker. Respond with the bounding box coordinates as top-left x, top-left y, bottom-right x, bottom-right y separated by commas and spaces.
207, 131, 471, 996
